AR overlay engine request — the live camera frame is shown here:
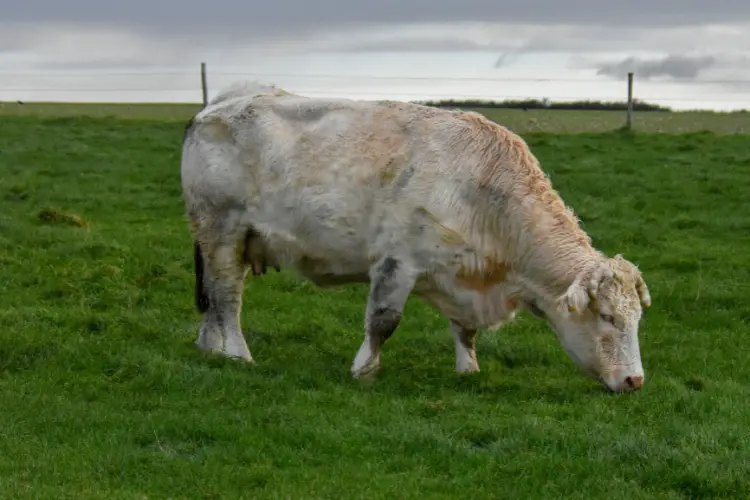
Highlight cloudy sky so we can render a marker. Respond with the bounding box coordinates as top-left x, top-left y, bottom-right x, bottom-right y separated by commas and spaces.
2, 1, 750, 110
